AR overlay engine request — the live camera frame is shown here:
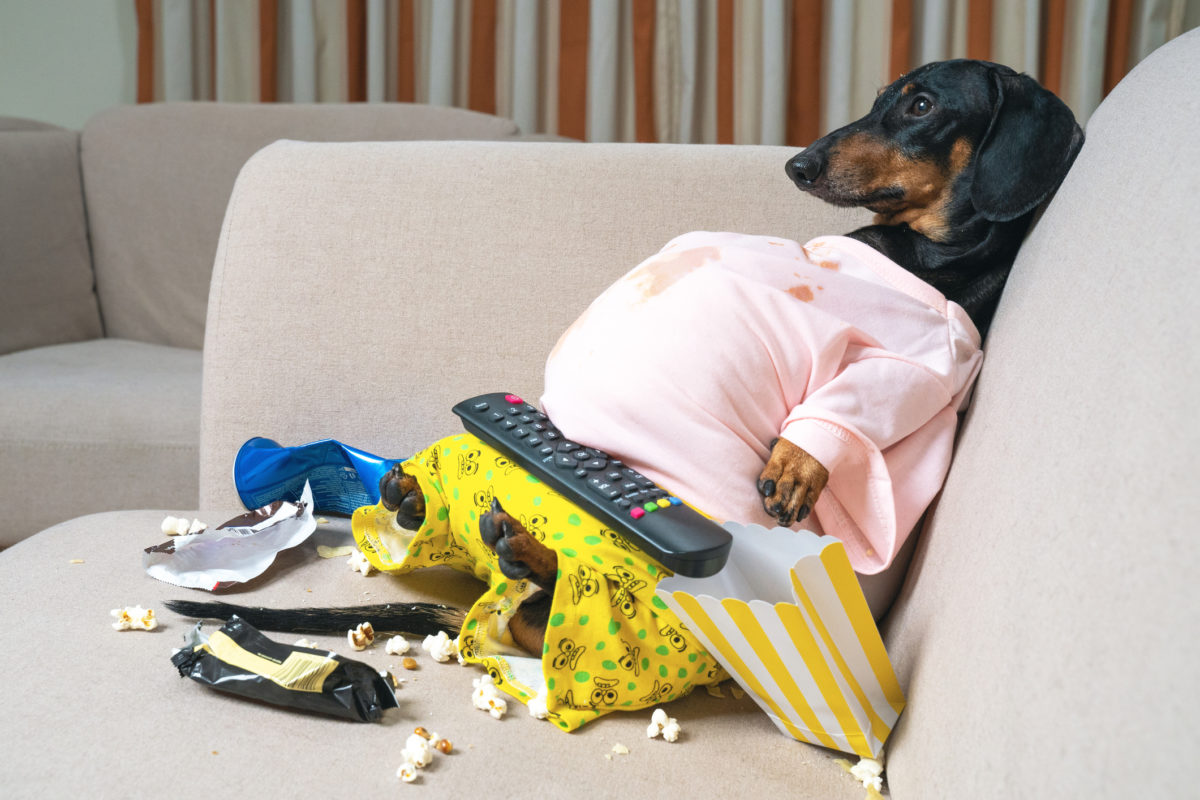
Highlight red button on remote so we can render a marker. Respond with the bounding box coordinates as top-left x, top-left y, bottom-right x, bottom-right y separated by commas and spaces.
504, 394, 523, 404
630, 507, 645, 520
